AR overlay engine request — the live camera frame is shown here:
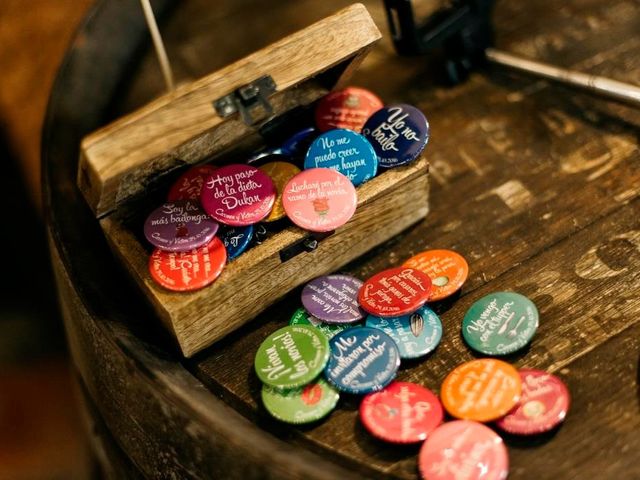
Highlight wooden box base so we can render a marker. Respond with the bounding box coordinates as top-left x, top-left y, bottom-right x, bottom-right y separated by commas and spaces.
101, 157, 429, 357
